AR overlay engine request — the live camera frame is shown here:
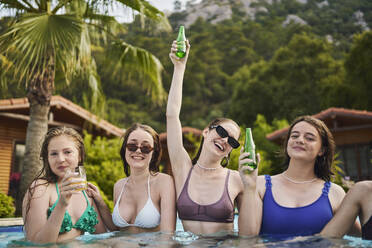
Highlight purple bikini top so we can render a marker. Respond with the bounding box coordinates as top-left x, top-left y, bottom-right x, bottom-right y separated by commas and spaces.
176, 166, 234, 223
